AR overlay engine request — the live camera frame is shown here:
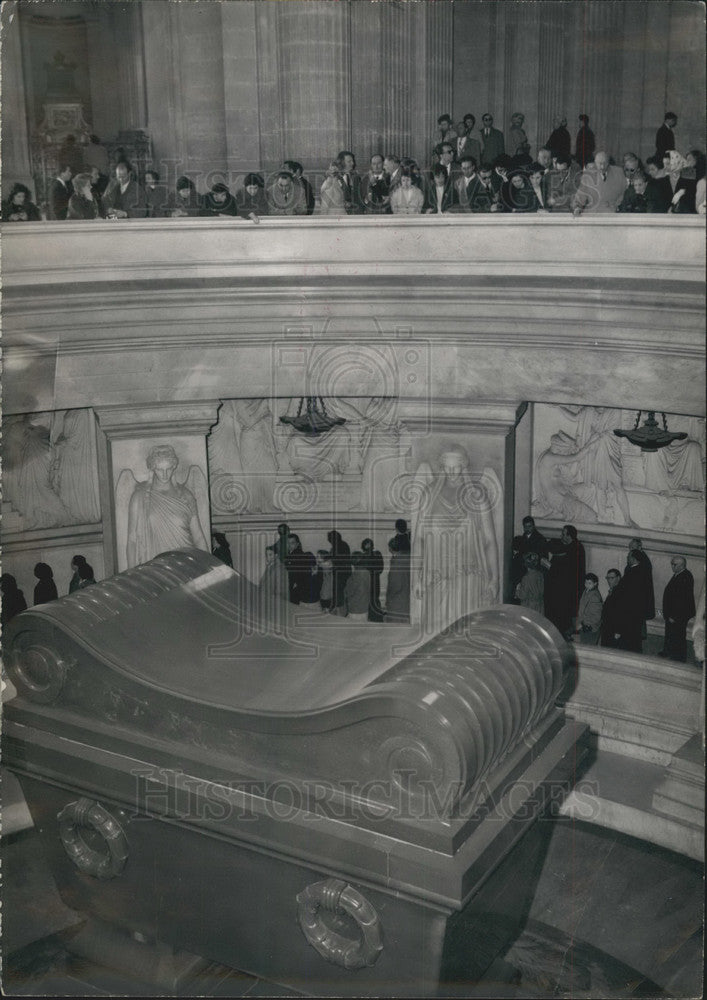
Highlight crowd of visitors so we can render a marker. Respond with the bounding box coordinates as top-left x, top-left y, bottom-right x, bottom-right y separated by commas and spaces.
0, 520, 697, 661
0, 552, 97, 628
512, 517, 697, 661
4, 111, 705, 222
258, 520, 411, 624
